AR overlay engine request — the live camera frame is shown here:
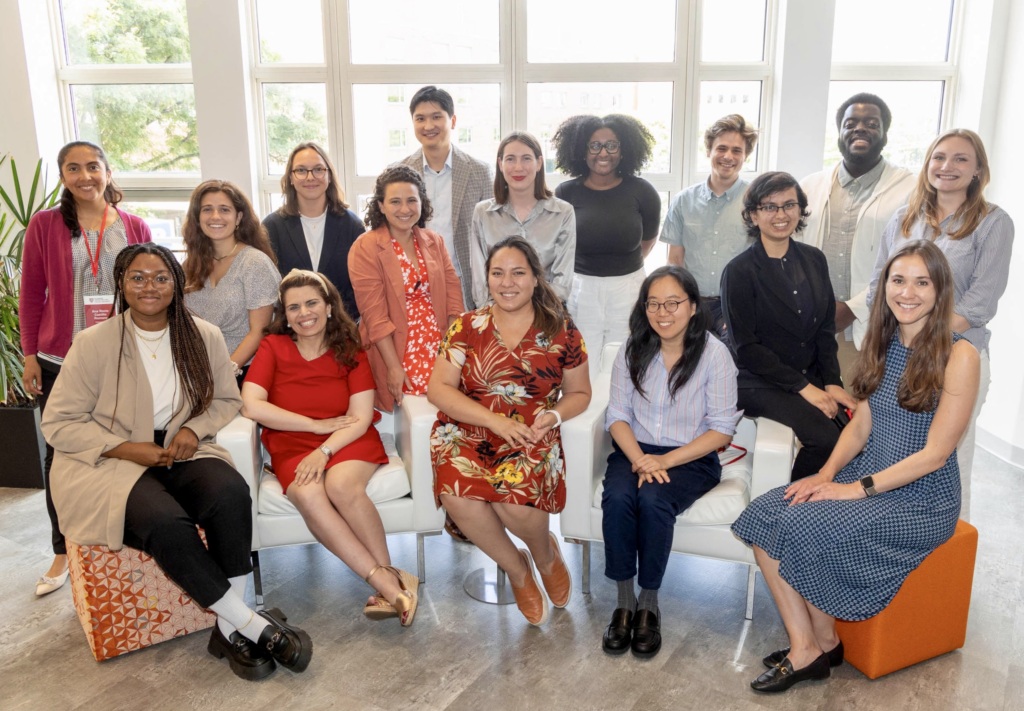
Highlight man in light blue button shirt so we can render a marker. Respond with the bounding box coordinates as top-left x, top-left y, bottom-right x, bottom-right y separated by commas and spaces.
662, 114, 758, 336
